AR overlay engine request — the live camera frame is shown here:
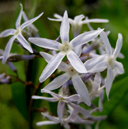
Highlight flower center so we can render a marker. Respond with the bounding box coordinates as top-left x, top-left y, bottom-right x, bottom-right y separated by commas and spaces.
68, 66, 77, 76
60, 43, 72, 54
14, 27, 21, 37
107, 56, 115, 68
